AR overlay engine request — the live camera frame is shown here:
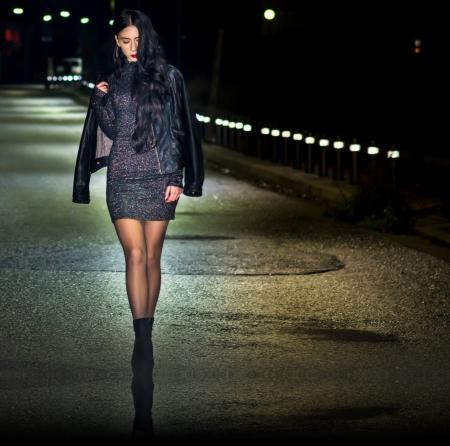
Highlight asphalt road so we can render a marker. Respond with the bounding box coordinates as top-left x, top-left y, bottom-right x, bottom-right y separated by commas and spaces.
0, 86, 449, 440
